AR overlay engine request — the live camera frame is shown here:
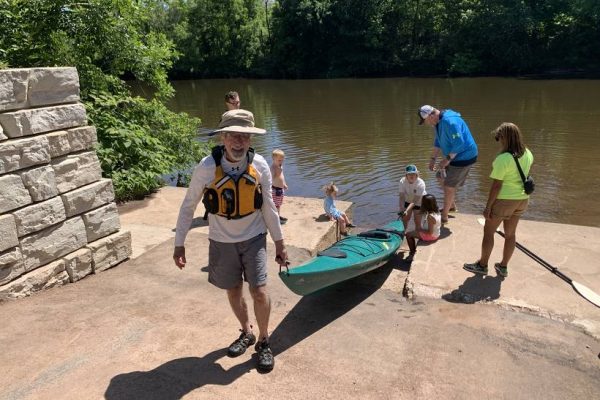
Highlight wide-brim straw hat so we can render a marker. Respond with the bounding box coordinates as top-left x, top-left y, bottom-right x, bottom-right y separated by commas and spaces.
209, 109, 266, 135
